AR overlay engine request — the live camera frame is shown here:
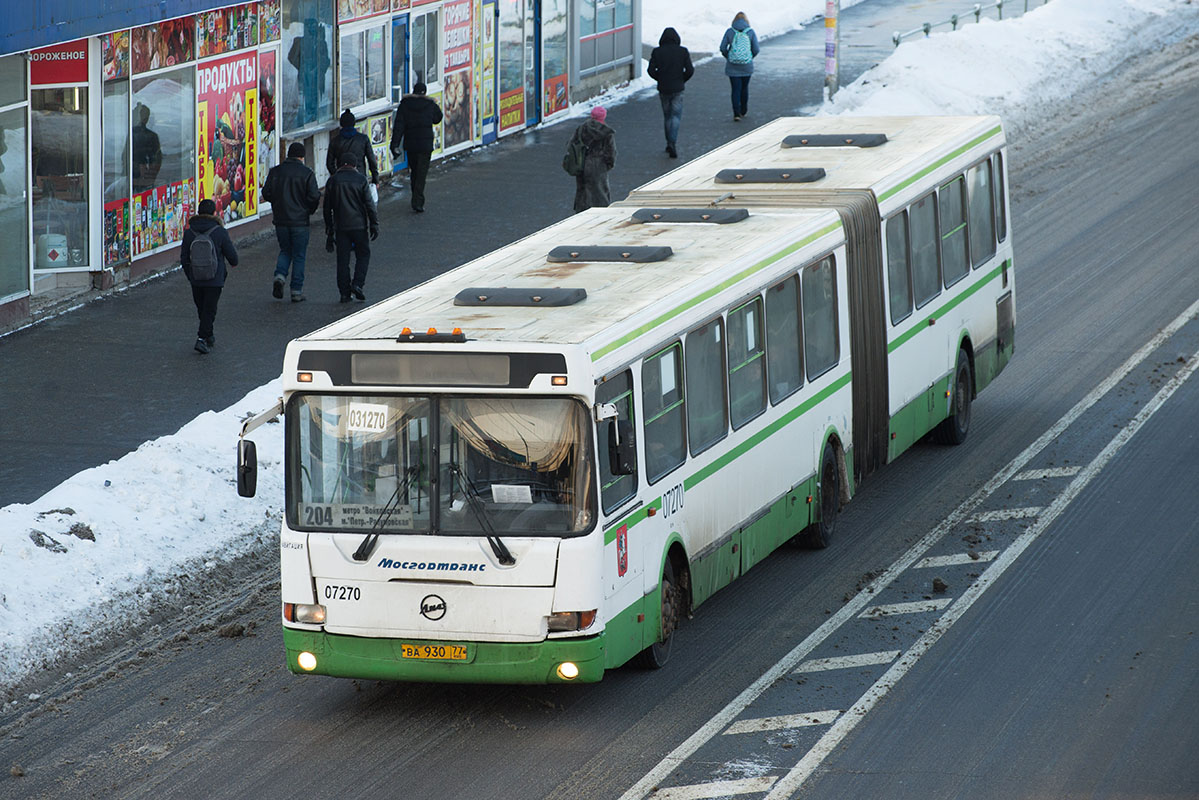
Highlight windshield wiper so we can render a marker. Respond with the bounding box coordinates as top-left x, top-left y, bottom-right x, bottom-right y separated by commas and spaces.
353, 465, 419, 562
450, 464, 516, 566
